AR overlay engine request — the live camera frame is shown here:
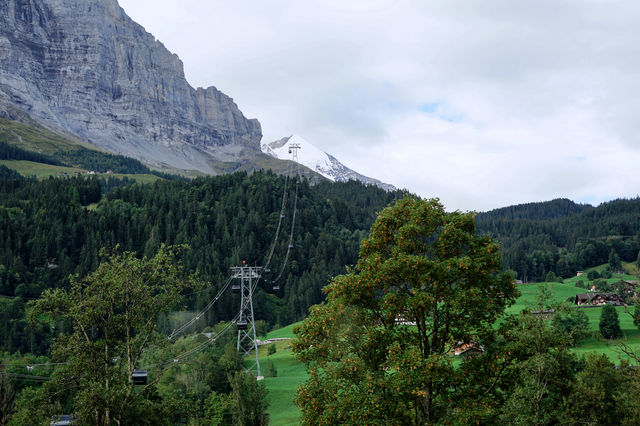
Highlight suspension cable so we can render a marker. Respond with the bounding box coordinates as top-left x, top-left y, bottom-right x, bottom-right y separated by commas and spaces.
153, 313, 241, 369
262, 162, 293, 271
271, 173, 299, 285
168, 276, 233, 340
